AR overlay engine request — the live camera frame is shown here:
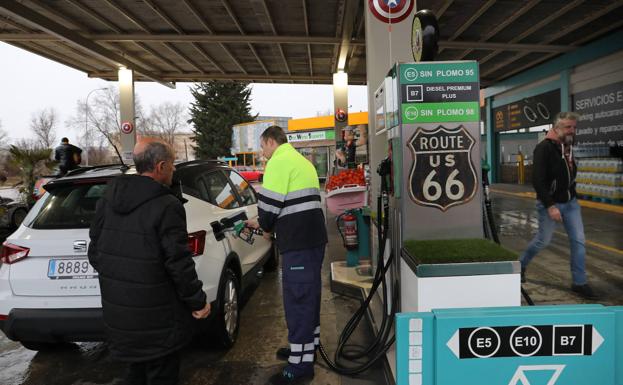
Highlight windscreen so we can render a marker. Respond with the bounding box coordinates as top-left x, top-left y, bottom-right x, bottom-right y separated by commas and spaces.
31, 182, 108, 229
